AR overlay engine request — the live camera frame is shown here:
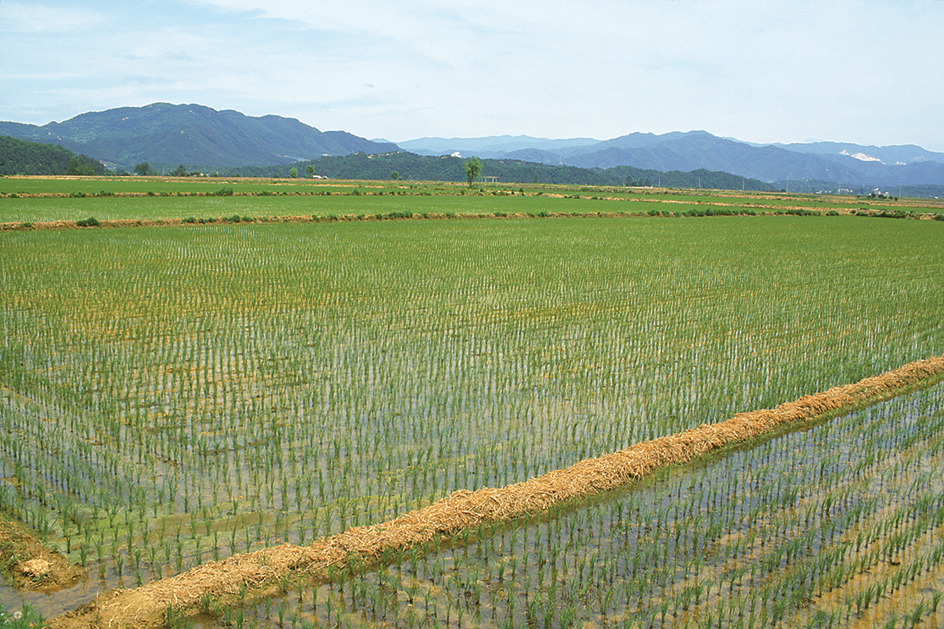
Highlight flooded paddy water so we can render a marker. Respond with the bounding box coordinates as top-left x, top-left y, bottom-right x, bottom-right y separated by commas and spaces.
232, 383, 944, 629
1, 217, 943, 627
